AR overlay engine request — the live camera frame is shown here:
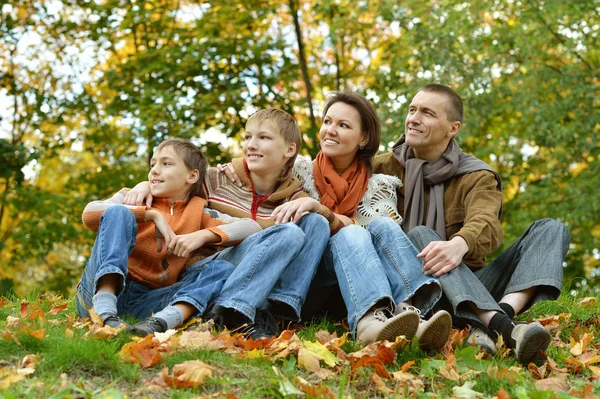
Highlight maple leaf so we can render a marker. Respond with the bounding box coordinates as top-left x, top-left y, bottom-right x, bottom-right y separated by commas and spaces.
528, 362, 547, 380
161, 360, 214, 388
546, 356, 569, 379
48, 303, 69, 315
569, 332, 594, 356
22, 327, 46, 340
534, 377, 569, 392
119, 335, 162, 368
298, 347, 322, 372
303, 340, 339, 367
452, 381, 483, 399
28, 309, 45, 320
494, 387, 510, 399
